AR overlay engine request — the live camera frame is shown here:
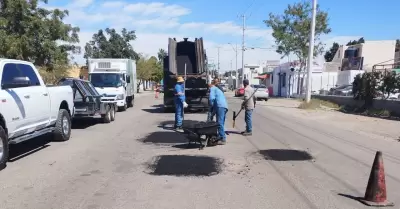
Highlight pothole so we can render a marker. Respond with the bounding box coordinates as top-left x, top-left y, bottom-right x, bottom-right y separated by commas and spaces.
147, 155, 223, 177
